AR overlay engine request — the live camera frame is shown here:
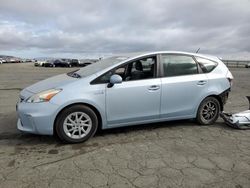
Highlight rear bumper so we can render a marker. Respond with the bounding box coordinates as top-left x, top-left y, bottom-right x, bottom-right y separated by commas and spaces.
220, 112, 250, 129
220, 112, 240, 129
